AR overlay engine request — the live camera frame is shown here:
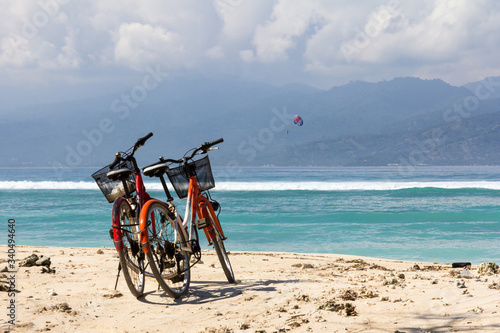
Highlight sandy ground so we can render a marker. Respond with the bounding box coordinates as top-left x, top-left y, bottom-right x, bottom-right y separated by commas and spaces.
1, 245, 499, 333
